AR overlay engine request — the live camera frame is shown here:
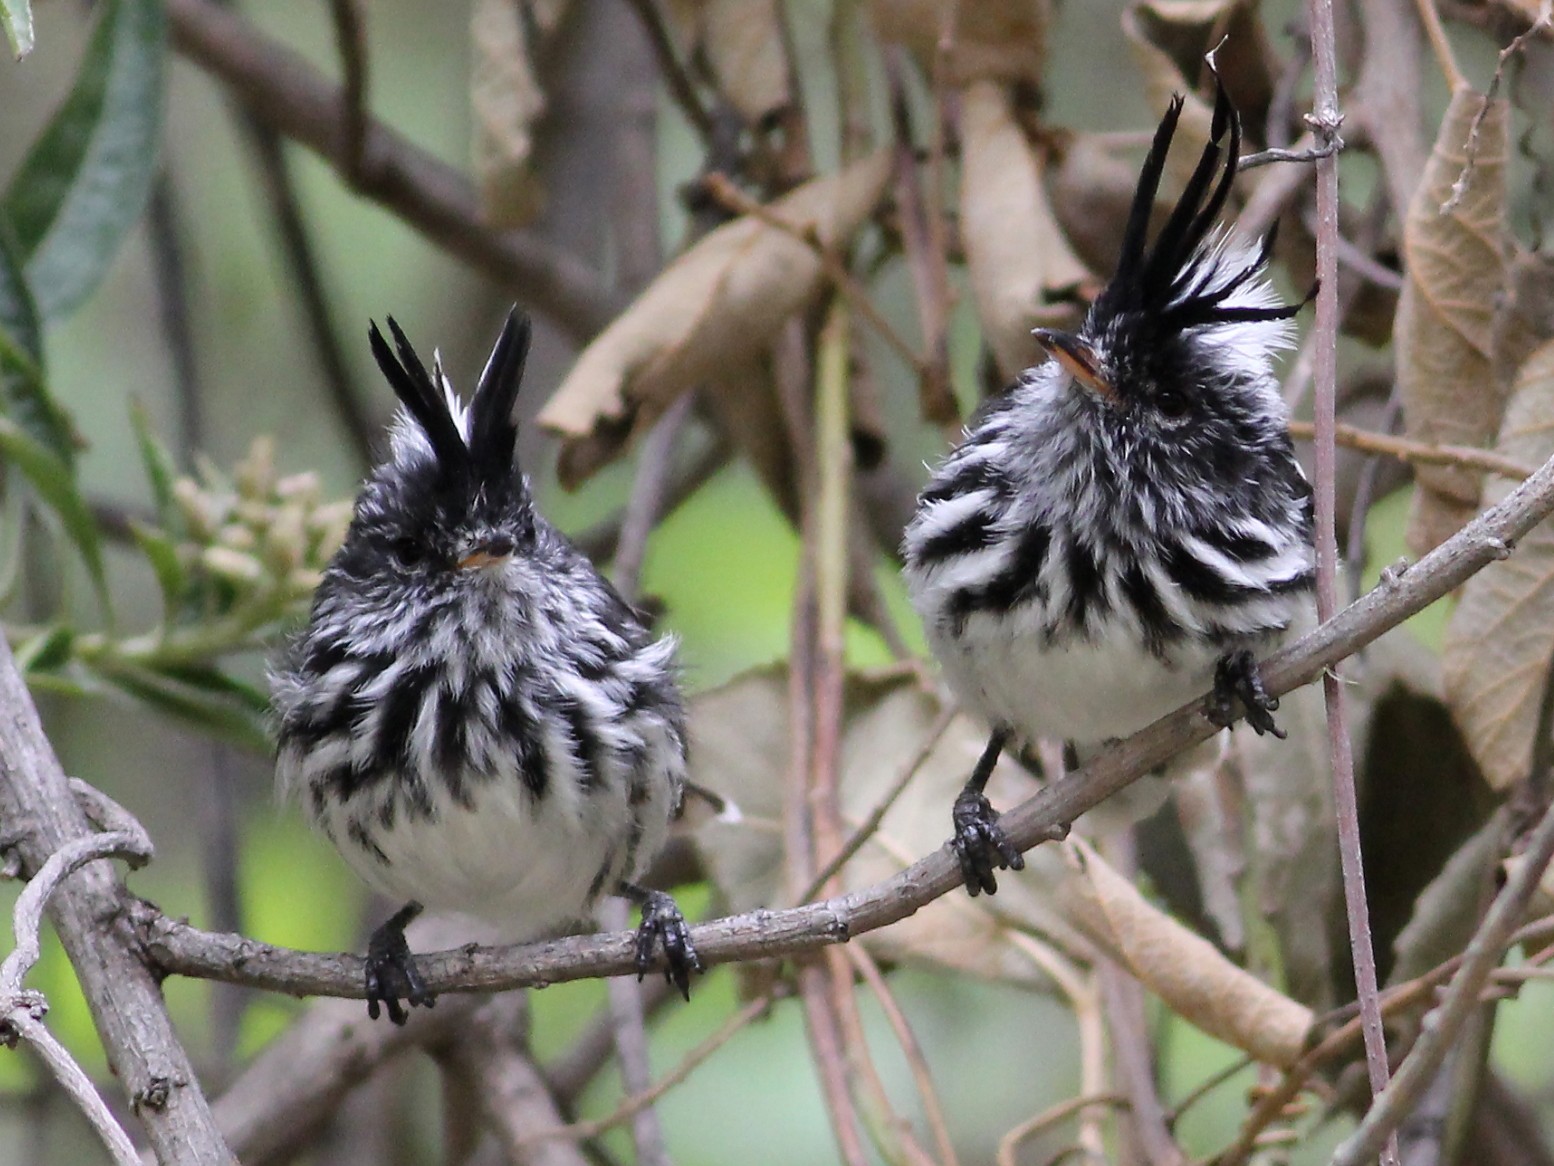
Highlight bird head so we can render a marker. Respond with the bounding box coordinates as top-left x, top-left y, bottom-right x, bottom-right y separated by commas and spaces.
1034, 78, 1306, 433
333, 309, 537, 588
